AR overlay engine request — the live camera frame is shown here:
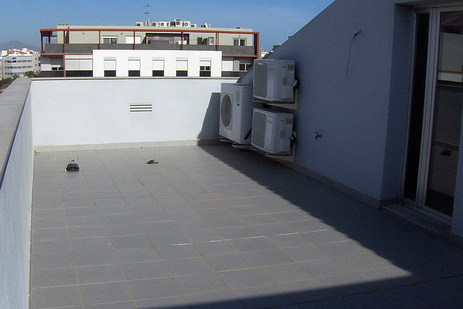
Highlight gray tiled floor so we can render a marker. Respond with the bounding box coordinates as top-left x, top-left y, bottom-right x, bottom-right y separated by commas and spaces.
30, 145, 463, 309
